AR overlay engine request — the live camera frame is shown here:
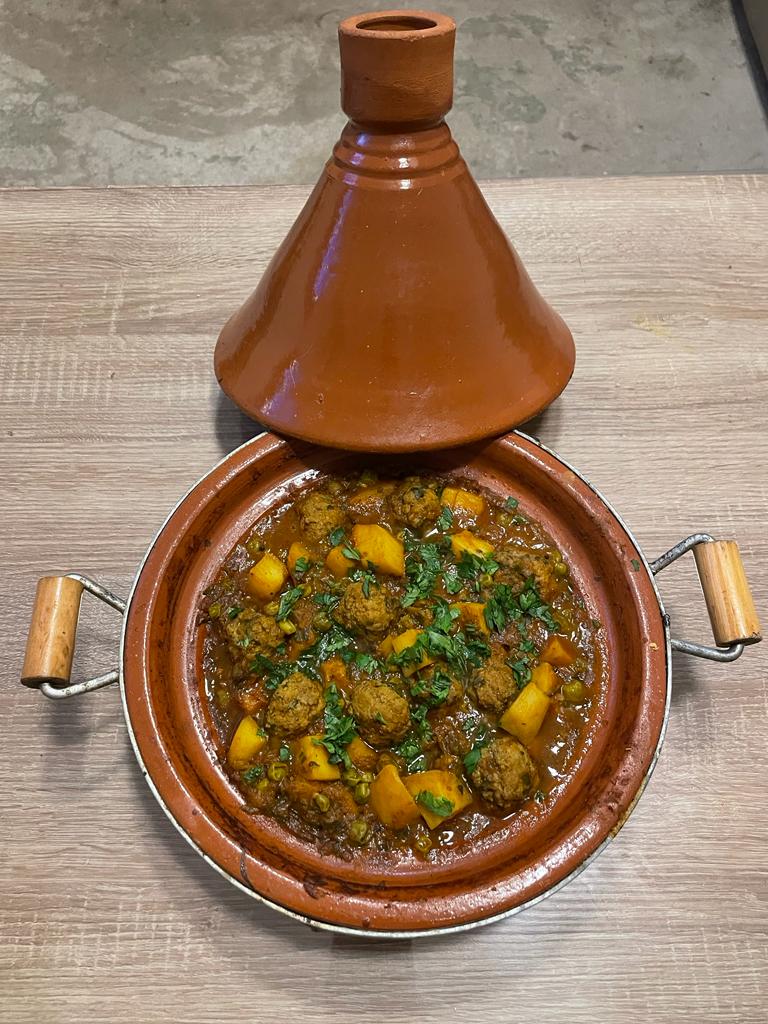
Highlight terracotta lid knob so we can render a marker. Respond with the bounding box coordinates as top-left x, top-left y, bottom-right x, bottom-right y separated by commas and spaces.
338, 10, 455, 126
